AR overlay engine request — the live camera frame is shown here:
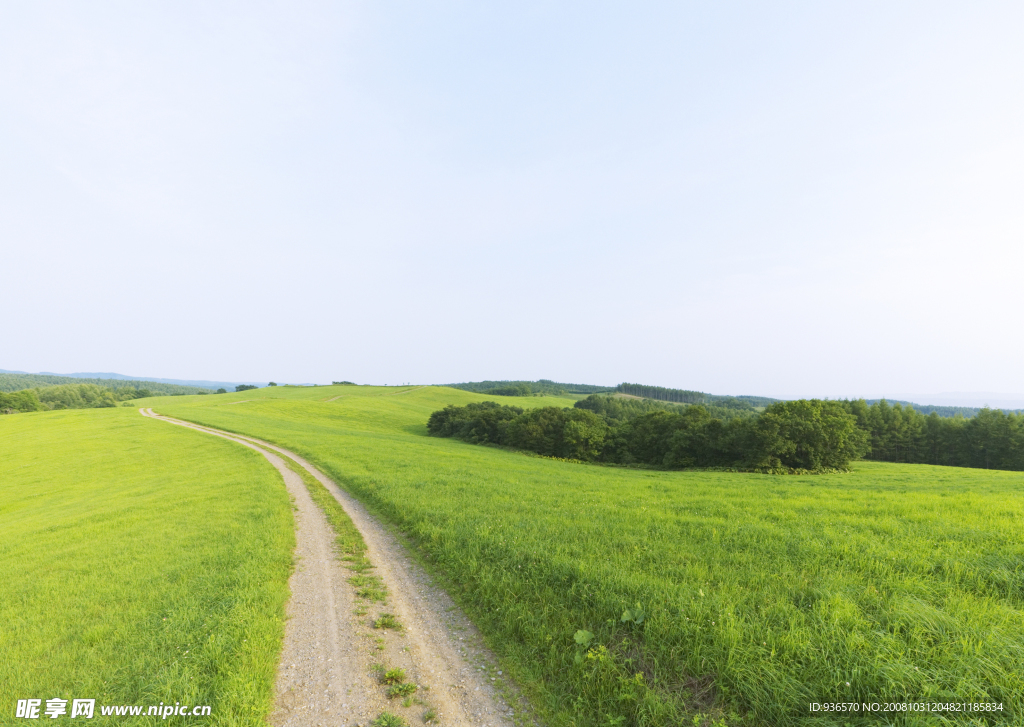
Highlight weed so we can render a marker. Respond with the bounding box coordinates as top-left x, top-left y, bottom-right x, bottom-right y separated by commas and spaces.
371, 712, 406, 727
374, 613, 401, 630
422, 708, 437, 723
387, 683, 417, 698
350, 574, 388, 601
381, 667, 406, 685
620, 603, 645, 626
